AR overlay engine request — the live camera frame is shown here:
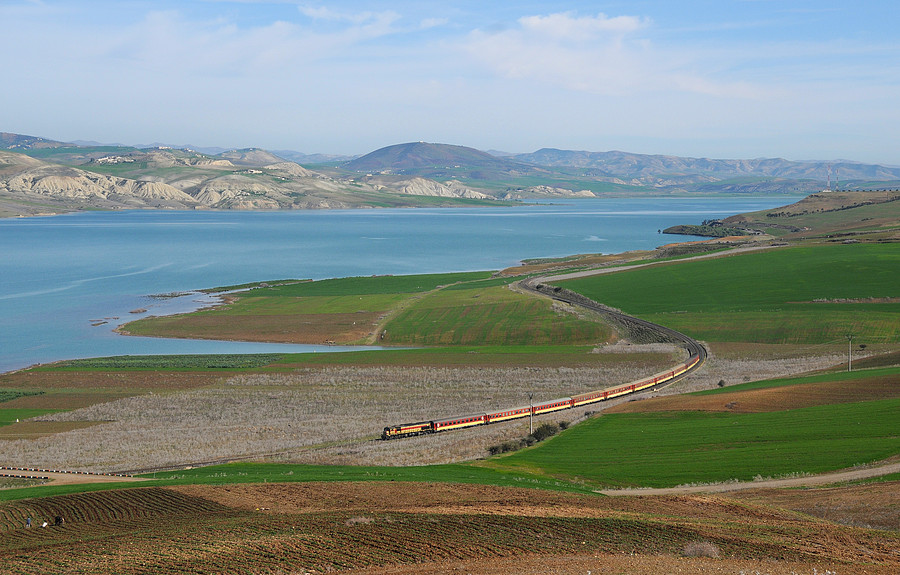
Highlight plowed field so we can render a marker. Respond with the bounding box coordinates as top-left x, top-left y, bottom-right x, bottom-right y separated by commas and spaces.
1, 482, 897, 574
608, 376, 900, 414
